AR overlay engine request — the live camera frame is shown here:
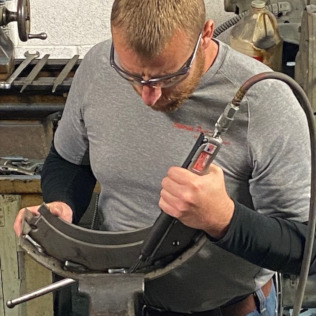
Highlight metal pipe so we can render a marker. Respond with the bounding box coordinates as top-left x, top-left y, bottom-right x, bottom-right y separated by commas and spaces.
6, 278, 76, 308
